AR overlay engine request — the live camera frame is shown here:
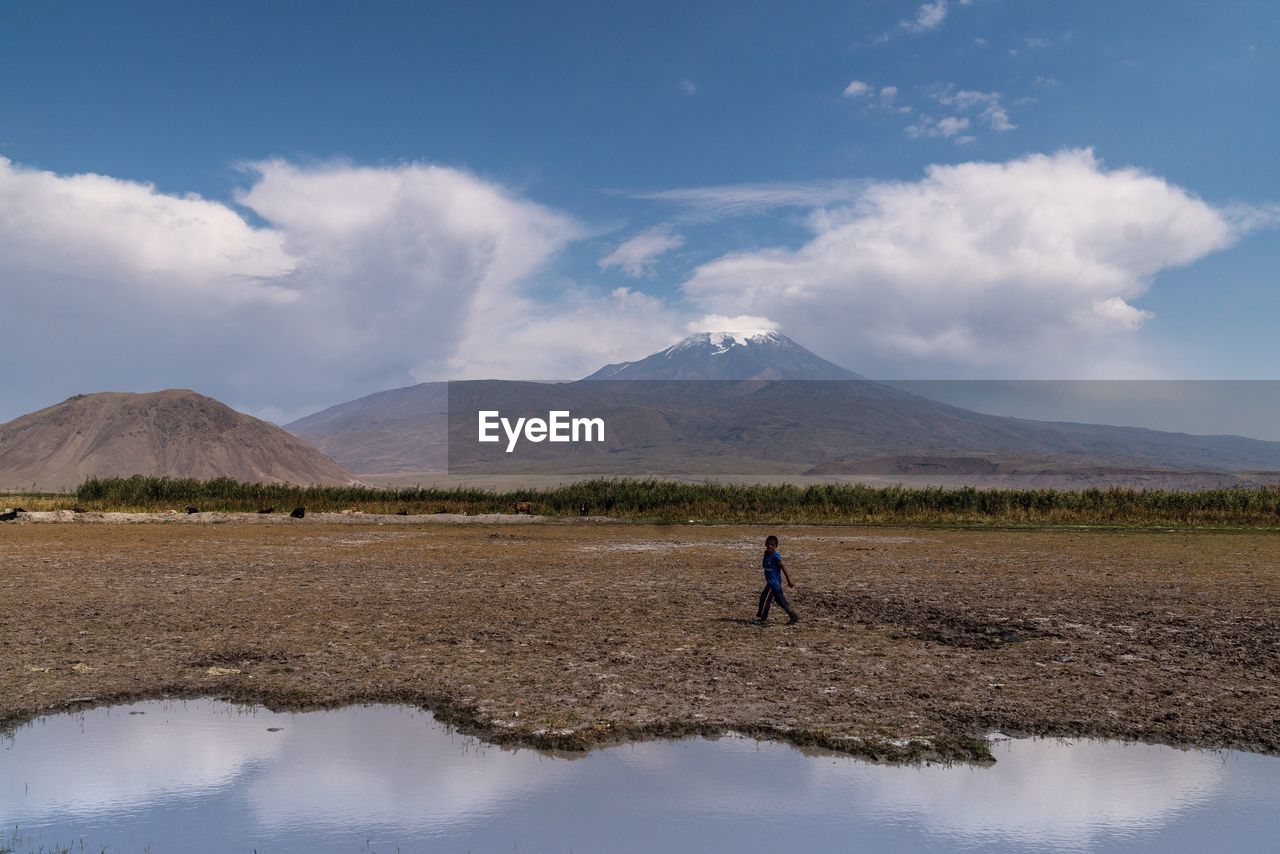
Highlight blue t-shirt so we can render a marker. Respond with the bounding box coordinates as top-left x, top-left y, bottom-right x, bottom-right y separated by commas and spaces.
763, 550, 783, 588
